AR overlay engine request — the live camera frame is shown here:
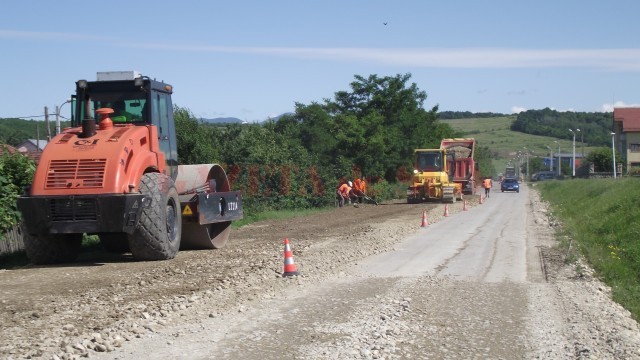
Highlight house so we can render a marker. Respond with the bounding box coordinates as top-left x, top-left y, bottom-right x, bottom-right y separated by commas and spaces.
16, 139, 48, 153
15, 139, 48, 163
0, 144, 19, 156
613, 107, 640, 174
543, 153, 584, 175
